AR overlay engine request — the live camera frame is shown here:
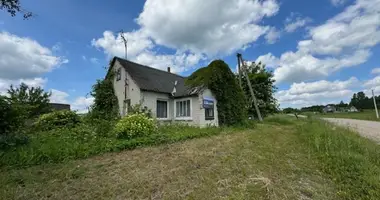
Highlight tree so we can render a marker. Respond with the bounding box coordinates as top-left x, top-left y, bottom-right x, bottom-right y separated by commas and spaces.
7, 83, 51, 119
1, 0, 32, 19
90, 75, 119, 120
240, 62, 278, 117
350, 91, 375, 110
186, 60, 247, 125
